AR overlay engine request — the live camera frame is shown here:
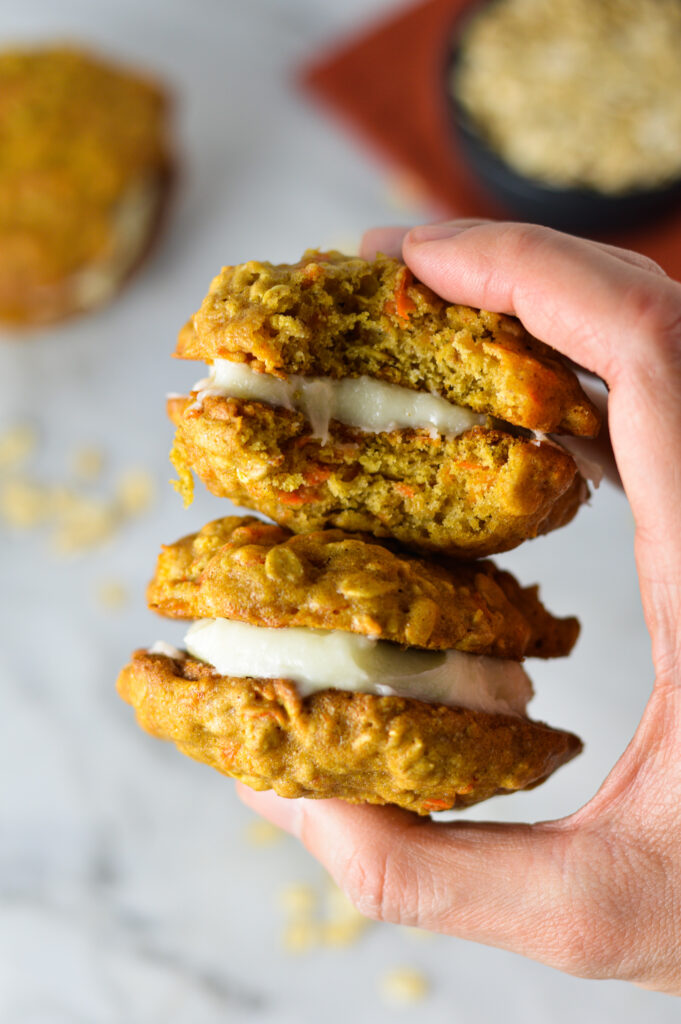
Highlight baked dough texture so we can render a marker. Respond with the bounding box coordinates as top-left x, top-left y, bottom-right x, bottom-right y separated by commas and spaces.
117, 650, 582, 815
146, 515, 580, 659
168, 393, 585, 558
0, 46, 171, 325
175, 251, 600, 436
